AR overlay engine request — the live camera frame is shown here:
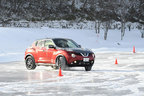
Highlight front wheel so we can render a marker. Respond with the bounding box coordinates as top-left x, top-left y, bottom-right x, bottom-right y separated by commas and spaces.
85, 66, 92, 71
56, 56, 68, 70
25, 56, 36, 70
